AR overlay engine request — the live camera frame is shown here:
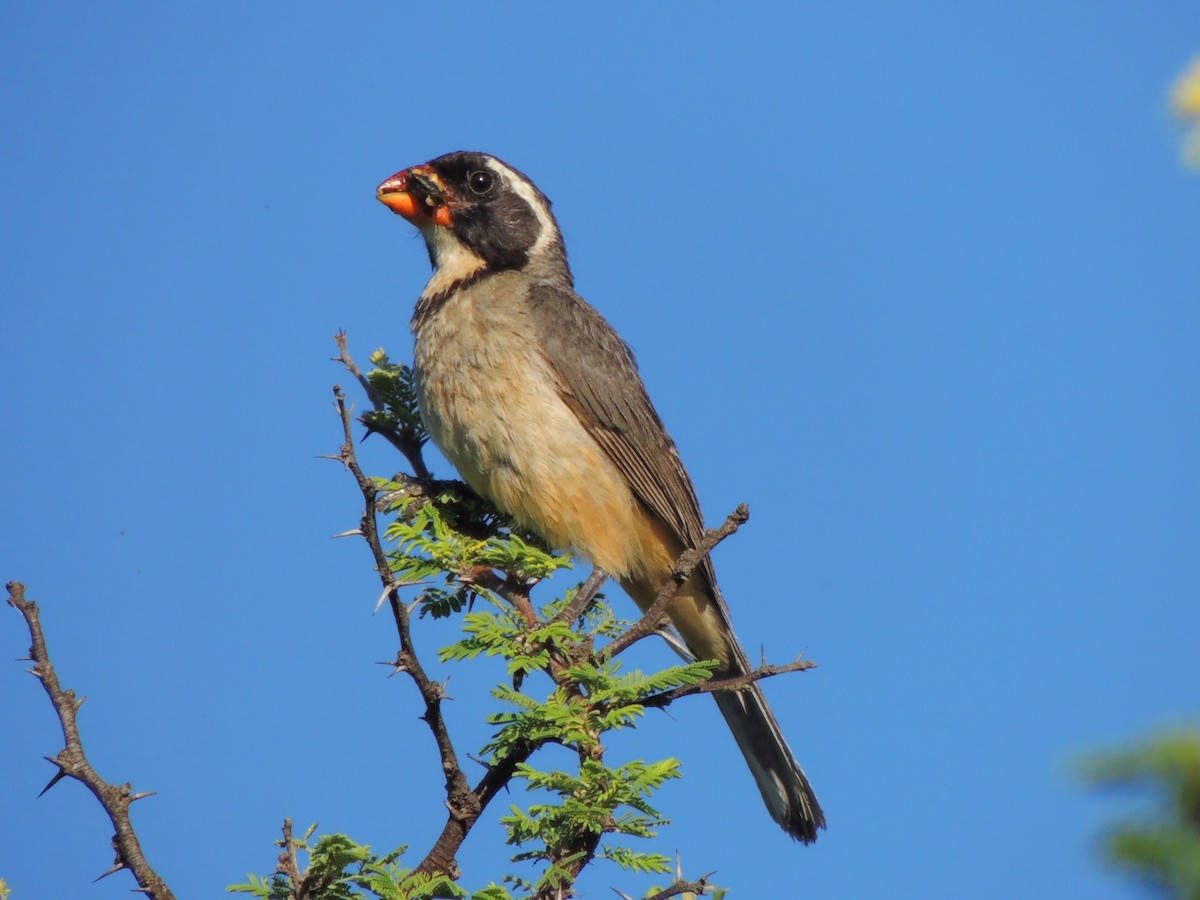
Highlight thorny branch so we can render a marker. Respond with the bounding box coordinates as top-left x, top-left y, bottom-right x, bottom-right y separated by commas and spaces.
335, 340, 592, 882
638, 877, 716, 900
334, 369, 575, 881
6, 581, 177, 900
332, 383, 480, 877
612, 856, 717, 900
